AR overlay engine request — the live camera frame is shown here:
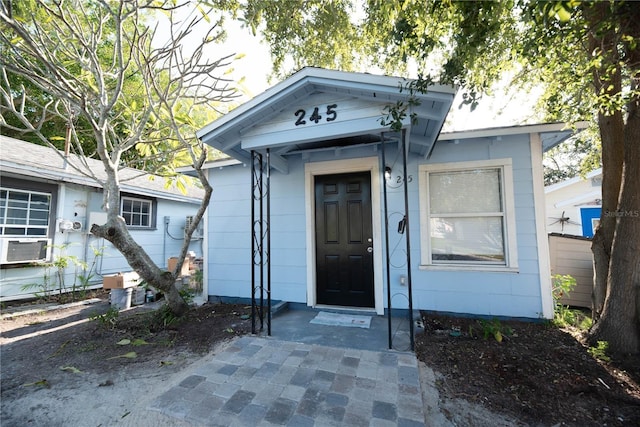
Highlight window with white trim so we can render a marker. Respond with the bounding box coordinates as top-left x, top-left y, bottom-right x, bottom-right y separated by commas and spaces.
120, 196, 154, 228
418, 159, 518, 270
0, 187, 51, 236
